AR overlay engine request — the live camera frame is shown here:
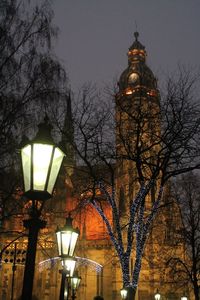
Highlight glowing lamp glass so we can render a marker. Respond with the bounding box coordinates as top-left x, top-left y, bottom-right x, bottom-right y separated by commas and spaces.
71, 272, 81, 290
155, 292, 161, 300
61, 257, 76, 277
120, 288, 128, 299
181, 297, 187, 300
56, 216, 79, 260
21, 143, 64, 200
56, 230, 79, 257
64, 289, 68, 298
